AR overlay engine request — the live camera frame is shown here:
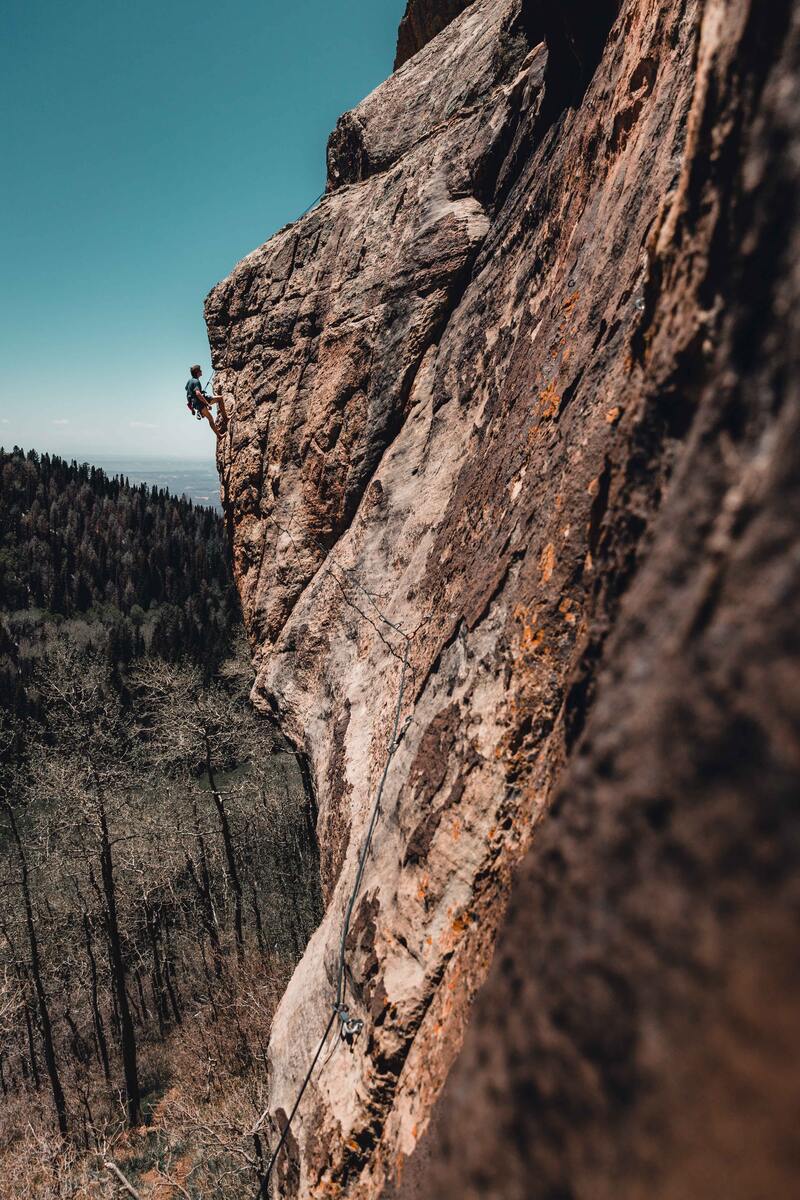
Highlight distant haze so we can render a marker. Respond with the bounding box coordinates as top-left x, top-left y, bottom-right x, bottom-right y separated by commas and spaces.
1, 0, 405, 460
91, 456, 223, 511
